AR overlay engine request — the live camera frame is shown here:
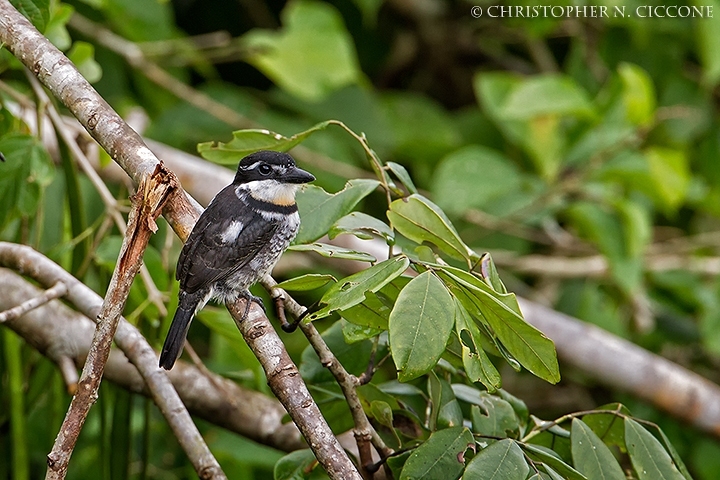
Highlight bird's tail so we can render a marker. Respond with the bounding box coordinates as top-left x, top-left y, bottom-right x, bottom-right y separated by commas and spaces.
159, 291, 203, 370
